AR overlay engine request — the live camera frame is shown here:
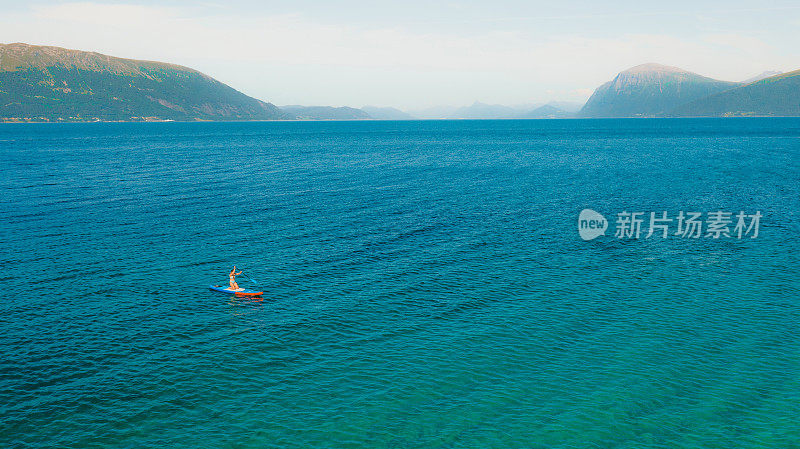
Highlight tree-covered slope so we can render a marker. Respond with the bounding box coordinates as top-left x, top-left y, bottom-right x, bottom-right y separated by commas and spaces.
671, 70, 800, 117
0, 43, 291, 122
579, 63, 739, 118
